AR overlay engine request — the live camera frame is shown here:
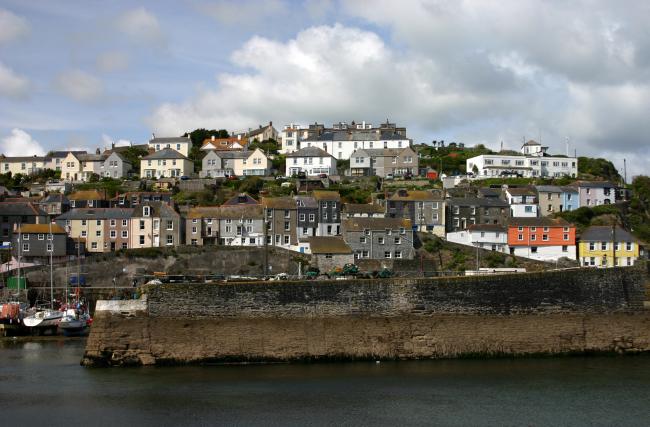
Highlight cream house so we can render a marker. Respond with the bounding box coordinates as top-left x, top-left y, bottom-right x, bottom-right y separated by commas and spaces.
200, 148, 270, 177
0, 155, 46, 175
61, 151, 107, 182
148, 135, 192, 157
141, 148, 194, 178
